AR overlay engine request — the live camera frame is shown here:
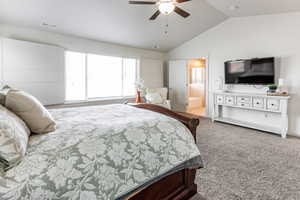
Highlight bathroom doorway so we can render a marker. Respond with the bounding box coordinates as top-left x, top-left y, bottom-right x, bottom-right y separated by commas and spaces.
186, 58, 207, 117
